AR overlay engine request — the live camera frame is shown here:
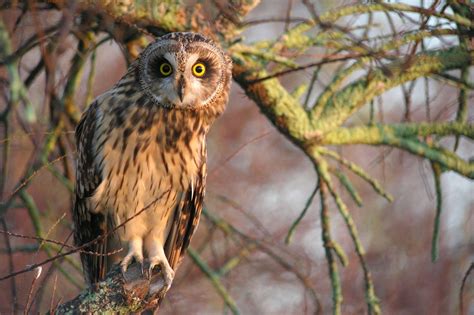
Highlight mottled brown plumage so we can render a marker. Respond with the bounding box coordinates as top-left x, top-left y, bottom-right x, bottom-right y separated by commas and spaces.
73, 32, 232, 287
